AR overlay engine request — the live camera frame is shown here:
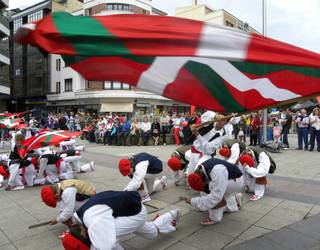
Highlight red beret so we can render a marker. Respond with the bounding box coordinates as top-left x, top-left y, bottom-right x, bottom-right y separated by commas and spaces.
62, 233, 90, 250
187, 173, 205, 191
219, 147, 231, 158
40, 186, 57, 208
118, 159, 131, 176
167, 157, 182, 172
239, 154, 254, 168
